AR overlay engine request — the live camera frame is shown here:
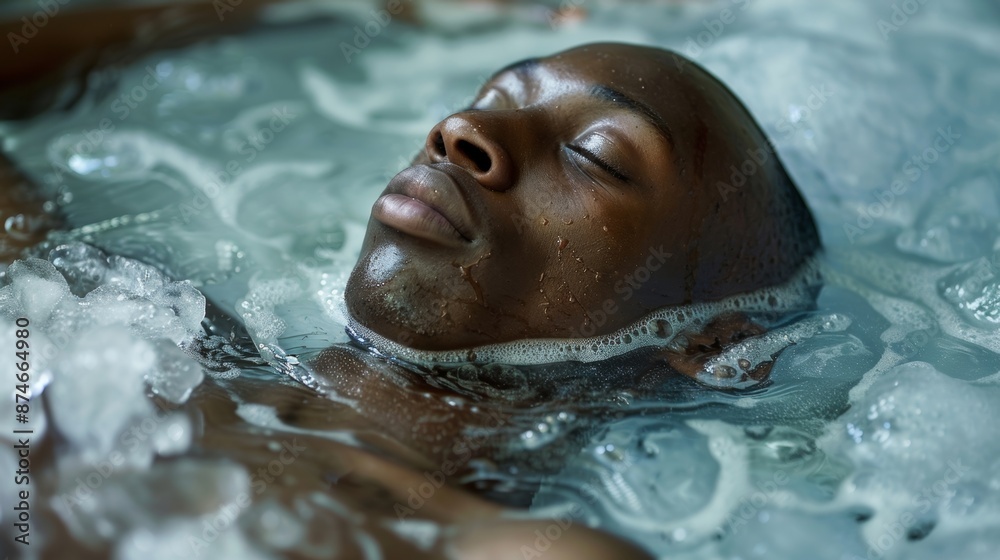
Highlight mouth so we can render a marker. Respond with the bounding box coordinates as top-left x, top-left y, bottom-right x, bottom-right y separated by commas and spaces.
372, 164, 478, 247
